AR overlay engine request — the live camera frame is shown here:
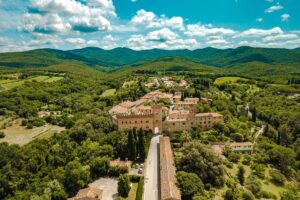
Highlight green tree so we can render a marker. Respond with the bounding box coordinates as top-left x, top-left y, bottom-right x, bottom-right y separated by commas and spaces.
137, 129, 146, 162
278, 124, 293, 146
90, 157, 110, 178
127, 130, 136, 161
64, 160, 91, 196
241, 190, 255, 200
176, 171, 204, 200
177, 142, 225, 187
269, 169, 286, 186
237, 165, 245, 185
118, 174, 130, 198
